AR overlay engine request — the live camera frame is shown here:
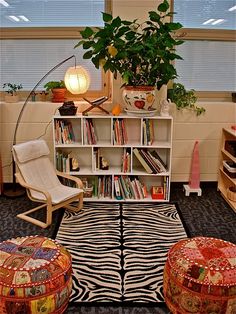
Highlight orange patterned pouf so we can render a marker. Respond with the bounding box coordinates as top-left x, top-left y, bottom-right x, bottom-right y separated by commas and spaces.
0, 236, 72, 314
163, 237, 236, 314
